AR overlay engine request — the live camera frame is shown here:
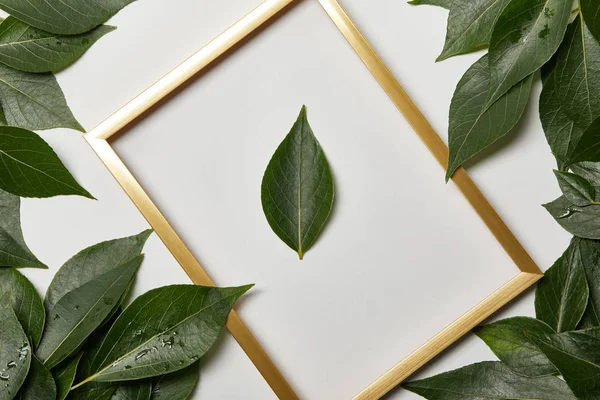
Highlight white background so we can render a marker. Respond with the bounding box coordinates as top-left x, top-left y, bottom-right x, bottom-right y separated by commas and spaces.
17, 0, 572, 399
